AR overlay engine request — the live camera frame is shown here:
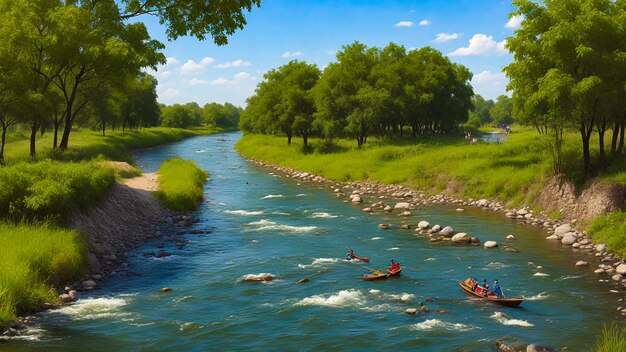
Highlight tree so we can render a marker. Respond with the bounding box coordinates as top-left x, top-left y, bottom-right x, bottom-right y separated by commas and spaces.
161, 104, 192, 128
490, 95, 514, 126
